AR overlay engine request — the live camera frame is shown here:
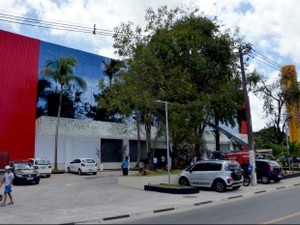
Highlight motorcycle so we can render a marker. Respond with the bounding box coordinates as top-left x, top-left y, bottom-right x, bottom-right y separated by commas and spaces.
242, 170, 251, 186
